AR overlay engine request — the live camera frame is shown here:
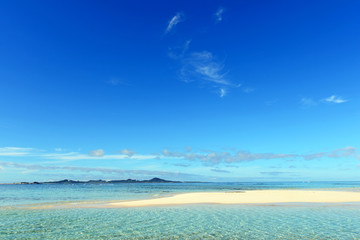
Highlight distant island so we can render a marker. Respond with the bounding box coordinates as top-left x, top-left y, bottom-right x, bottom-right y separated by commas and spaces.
17, 177, 182, 184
